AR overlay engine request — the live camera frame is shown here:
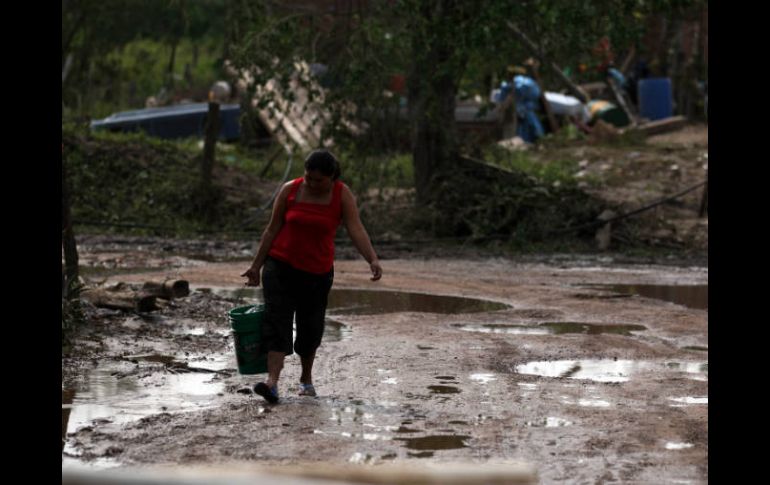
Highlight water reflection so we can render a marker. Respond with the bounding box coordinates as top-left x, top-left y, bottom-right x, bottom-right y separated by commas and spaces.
585, 284, 708, 310
515, 359, 708, 383
453, 322, 647, 336
327, 289, 509, 315
62, 360, 227, 435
